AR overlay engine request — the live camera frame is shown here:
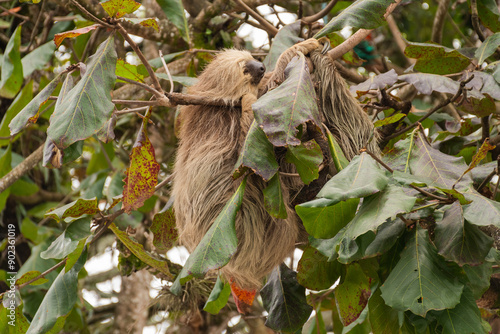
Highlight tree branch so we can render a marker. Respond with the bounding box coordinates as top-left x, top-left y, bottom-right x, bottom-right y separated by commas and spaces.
233, 0, 278, 36
0, 145, 43, 194
302, 0, 338, 23
431, 0, 451, 44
